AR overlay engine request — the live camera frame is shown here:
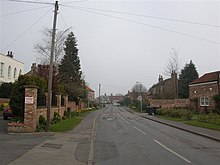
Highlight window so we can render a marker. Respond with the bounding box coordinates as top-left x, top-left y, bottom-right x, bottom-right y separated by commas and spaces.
8, 66, 11, 78
200, 97, 209, 106
14, 68, 17, 79
0, 62, 4, 77
19, 69, 22, 76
